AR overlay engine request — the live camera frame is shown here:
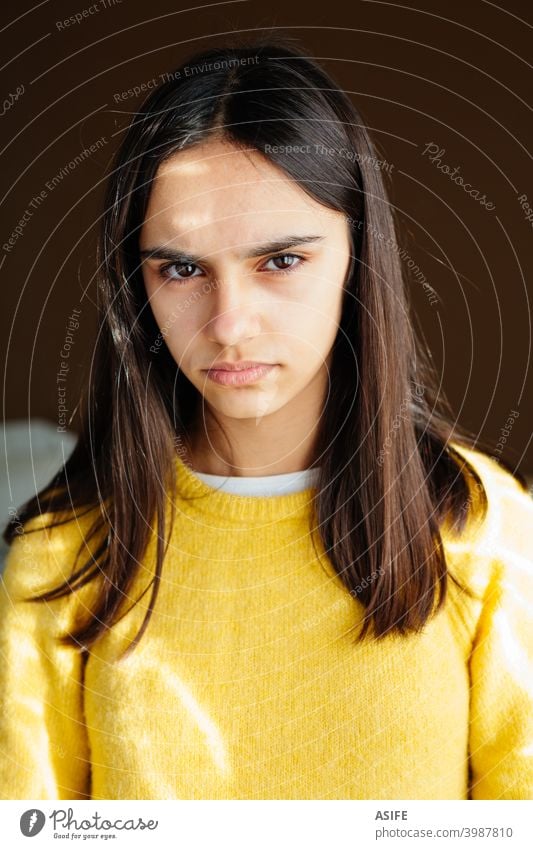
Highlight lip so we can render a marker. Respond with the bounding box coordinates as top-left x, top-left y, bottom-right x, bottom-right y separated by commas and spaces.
204, 363, 278, 386
206, 361, 273, 371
